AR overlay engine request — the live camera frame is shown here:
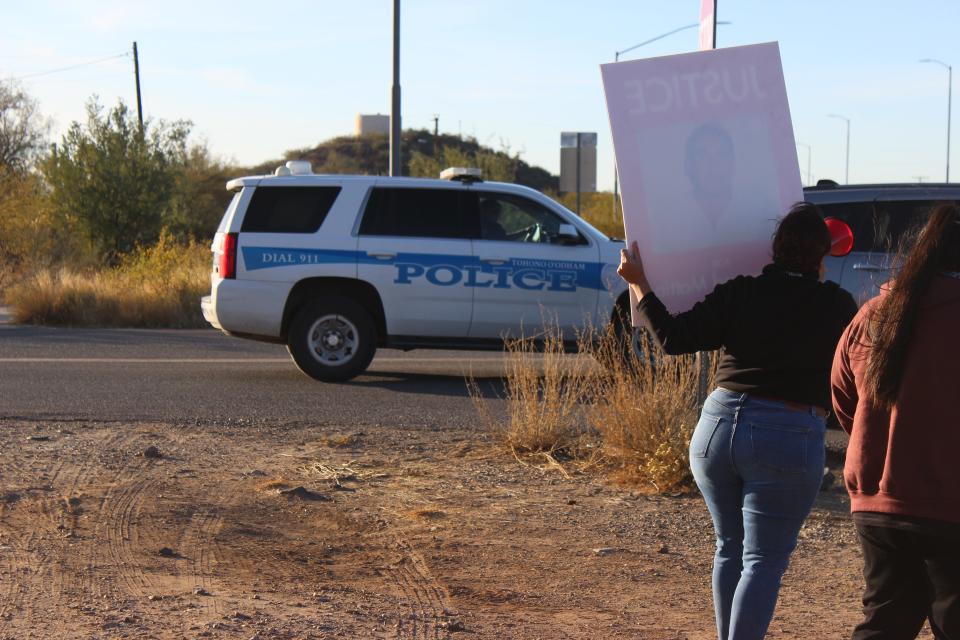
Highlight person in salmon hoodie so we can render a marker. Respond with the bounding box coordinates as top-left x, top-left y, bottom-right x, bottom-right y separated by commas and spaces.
832, 202, 960, 639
